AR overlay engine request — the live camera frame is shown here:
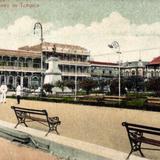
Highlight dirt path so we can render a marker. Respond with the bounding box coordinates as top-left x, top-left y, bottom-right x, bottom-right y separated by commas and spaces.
0, 98, 160, 159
